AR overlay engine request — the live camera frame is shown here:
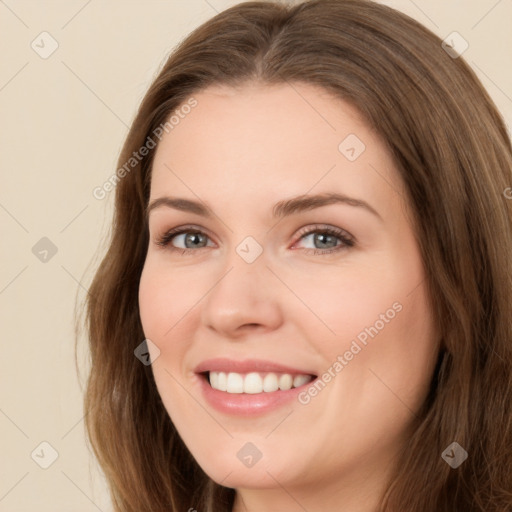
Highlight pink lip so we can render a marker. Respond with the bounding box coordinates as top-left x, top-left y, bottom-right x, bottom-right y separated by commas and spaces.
193, 358, 317, 416
196, 373, 315, 416
194, 358, 316, 376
